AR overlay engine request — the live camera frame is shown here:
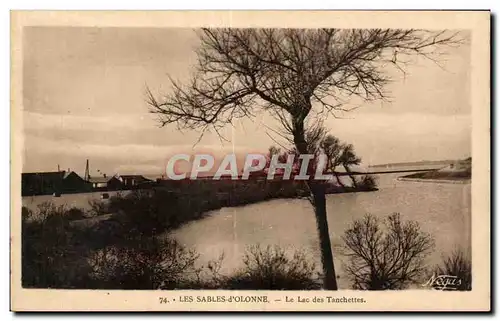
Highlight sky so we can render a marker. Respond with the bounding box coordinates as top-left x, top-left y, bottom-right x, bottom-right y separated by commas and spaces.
22, 27, 471, 177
